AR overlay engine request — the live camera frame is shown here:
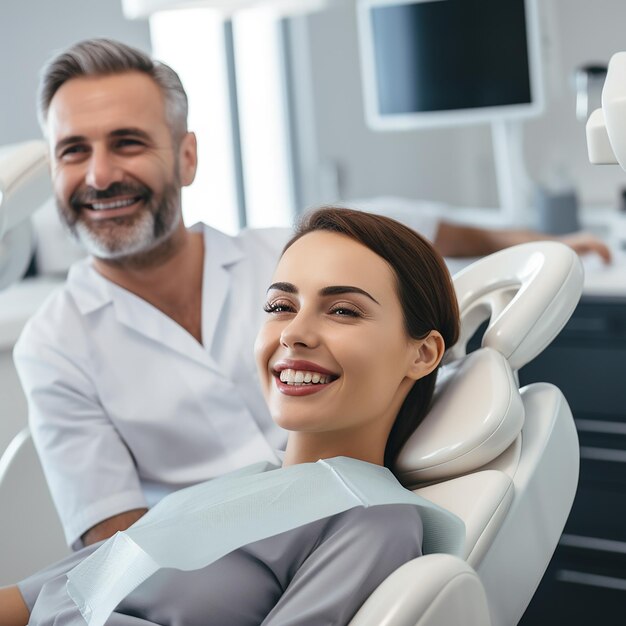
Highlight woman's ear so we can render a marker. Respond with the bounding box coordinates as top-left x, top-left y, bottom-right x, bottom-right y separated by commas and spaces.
407, 331, 445, 380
